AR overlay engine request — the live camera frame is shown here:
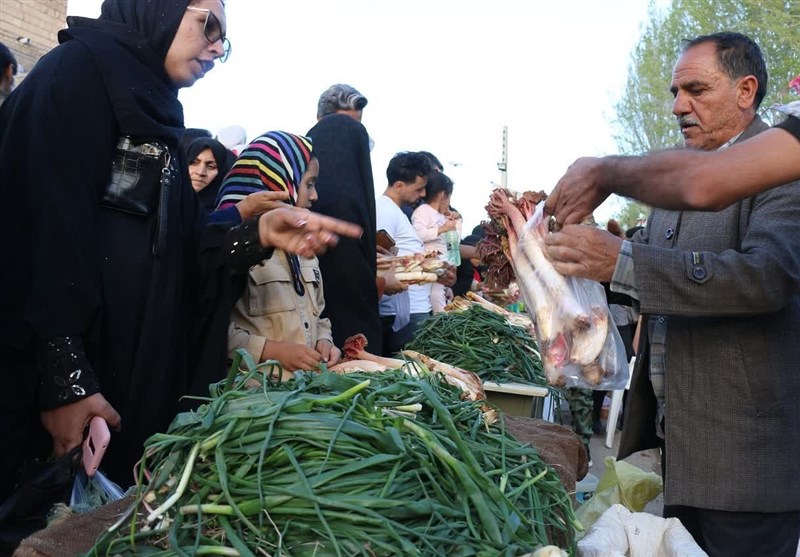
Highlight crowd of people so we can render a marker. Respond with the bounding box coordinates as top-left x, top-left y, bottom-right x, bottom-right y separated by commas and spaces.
0, 1, 799, 556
